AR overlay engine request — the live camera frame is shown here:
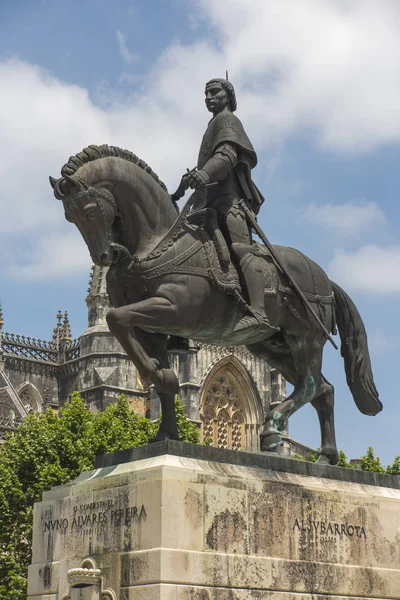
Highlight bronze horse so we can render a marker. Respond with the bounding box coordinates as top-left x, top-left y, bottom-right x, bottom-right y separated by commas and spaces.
50, 144, 382, 465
